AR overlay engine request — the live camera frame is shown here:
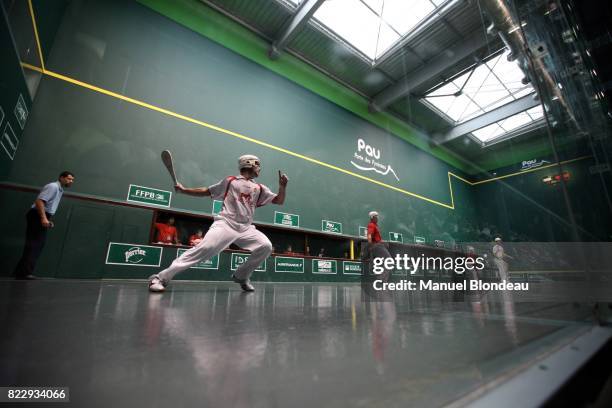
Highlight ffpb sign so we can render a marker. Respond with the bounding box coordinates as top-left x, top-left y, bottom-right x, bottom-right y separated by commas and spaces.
127, 185, 172, 207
